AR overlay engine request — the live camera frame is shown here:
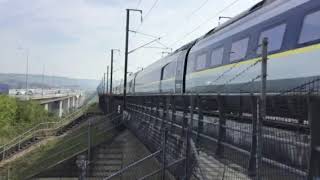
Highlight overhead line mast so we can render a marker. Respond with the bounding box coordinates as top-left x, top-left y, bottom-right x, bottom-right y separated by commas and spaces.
123, 9, 143, 114
110, 49, 120, 95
